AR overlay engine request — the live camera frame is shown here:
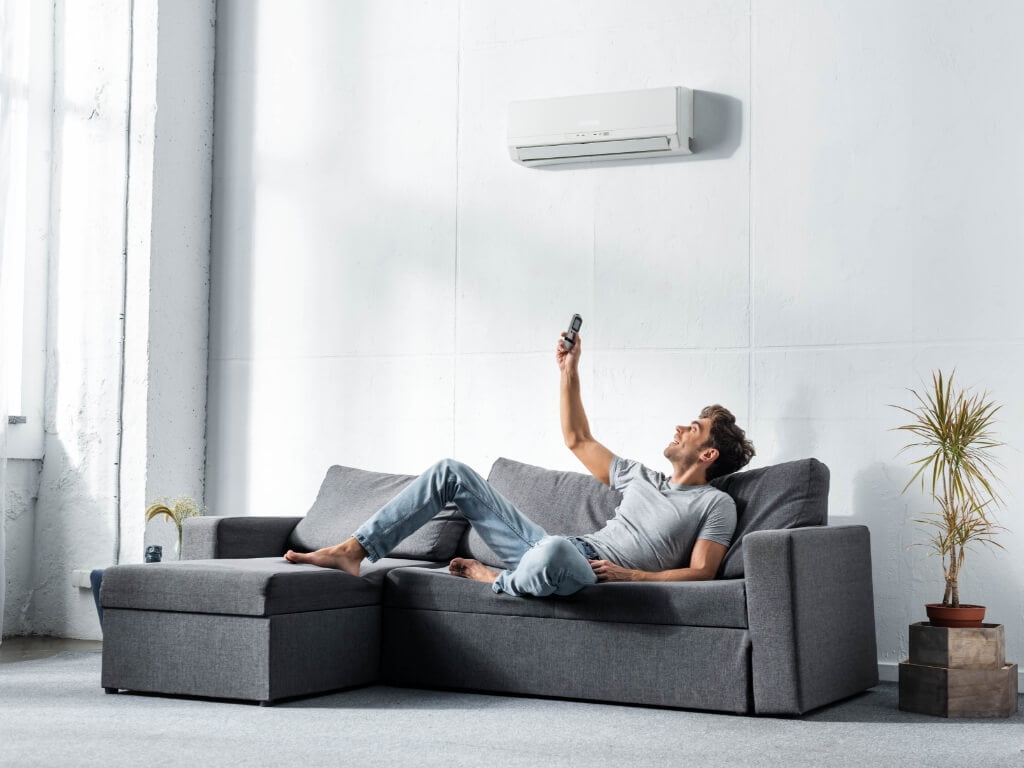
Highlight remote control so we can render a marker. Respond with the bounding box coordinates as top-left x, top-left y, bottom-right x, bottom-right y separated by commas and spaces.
562, 314, 583, 351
